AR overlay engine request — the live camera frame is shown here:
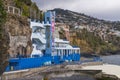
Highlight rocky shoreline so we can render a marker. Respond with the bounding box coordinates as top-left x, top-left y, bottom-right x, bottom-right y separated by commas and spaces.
95, 73, 120, 80
1, 62, 120, 80
8, 72, 119, 80
49, 73, 120, 80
